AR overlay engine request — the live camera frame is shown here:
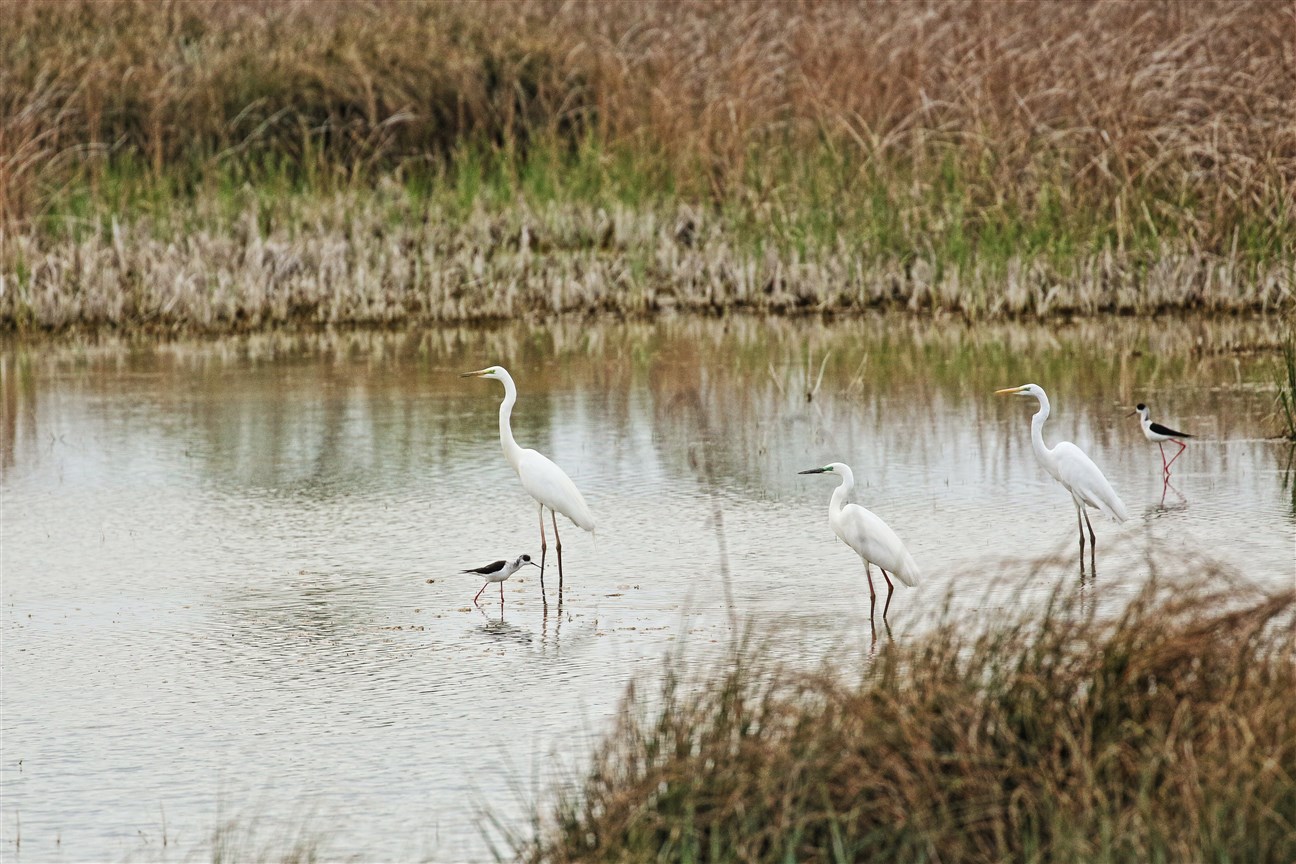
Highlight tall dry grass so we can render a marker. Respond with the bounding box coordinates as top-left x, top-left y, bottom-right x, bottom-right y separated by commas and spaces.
5, 1, 1293, 239
520, 577, 1296, 862
2, 0, 1294, 329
